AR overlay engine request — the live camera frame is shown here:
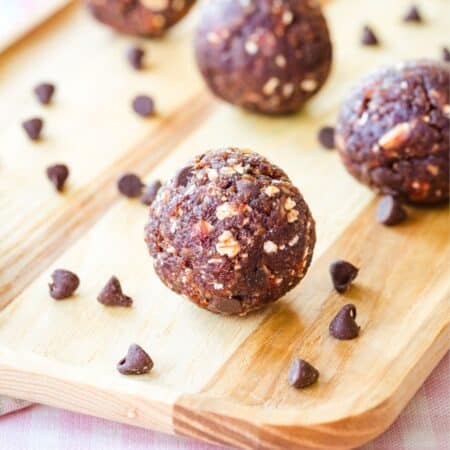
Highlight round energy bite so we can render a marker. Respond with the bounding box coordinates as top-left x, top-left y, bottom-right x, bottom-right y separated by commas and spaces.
86, 0, 196, 37
145, 148, 316, 316
336, 60, 450, 204
194, 0, 332, 115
